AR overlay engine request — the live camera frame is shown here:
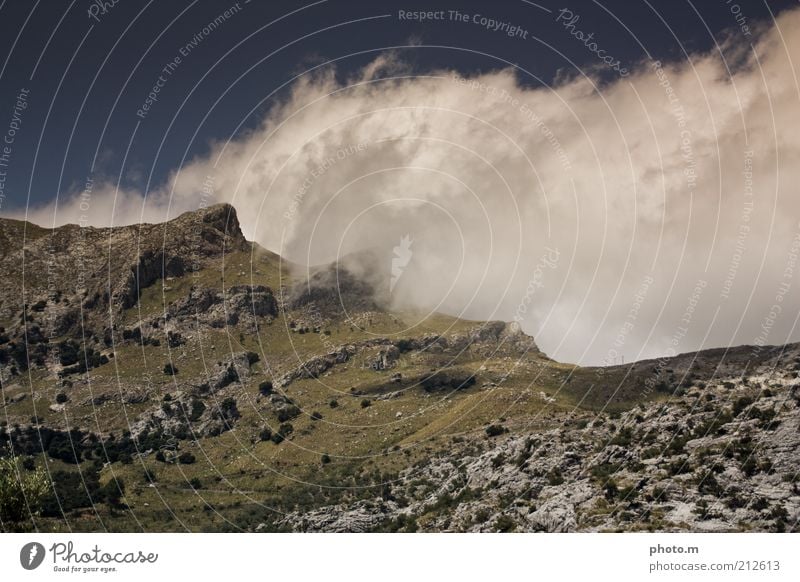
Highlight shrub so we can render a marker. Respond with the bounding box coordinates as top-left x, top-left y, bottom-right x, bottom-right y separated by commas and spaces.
276, 405, 300, 422
547, 467, 565, 486
188, 399, 206, 422
610, 427, 633, 447
321, 454, 331, 464
329, 399, 339, 408
396, 339, 414, 353
259, 428, 272, 442
485, 424, 505, 437
58, 340, 79, 366
214, 397, 240, 421
55, 392, 68, 404
163, 363, 178, 376
271, 423, 294, 444
494, 515, 516, 532
733, 396, 754, 417
167, 331, 184, 347
740, 457, 758, 476
258, 381, 273, 396
246, 351, 260, 365
311, 411, 323, 421
178, 452, 196, 465
360, 399, 372, 408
